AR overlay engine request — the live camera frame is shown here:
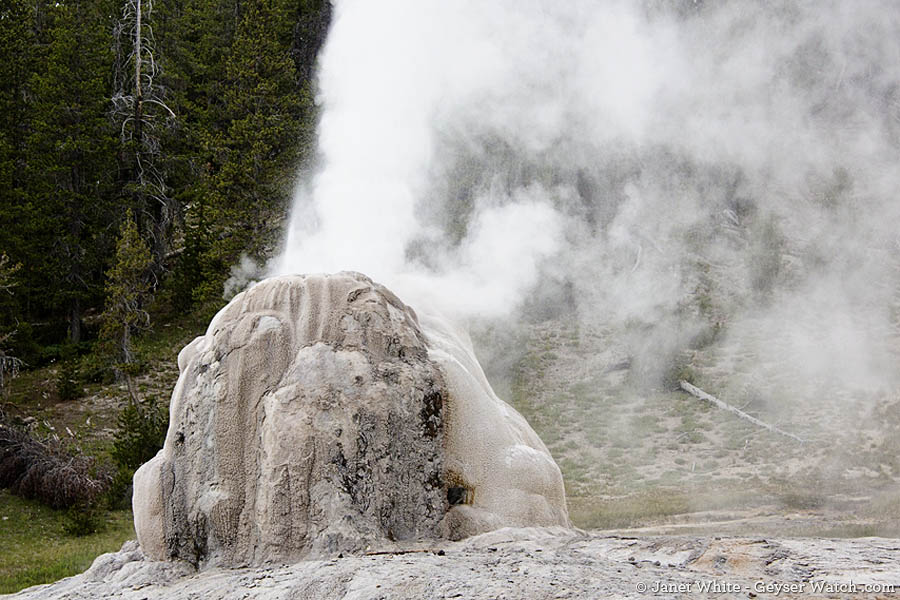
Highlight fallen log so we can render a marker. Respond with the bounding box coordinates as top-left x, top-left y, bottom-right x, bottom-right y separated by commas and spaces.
679, 380, 805, 443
